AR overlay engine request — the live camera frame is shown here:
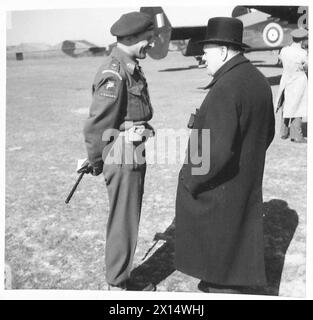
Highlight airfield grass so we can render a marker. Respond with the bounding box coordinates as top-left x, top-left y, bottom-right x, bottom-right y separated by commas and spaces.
5, 52, 306, 296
